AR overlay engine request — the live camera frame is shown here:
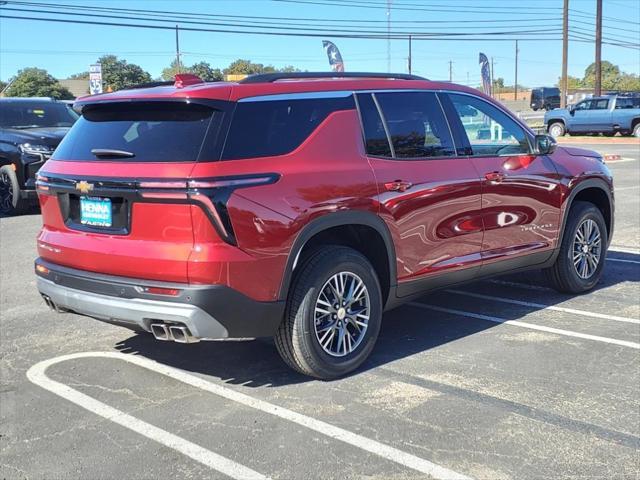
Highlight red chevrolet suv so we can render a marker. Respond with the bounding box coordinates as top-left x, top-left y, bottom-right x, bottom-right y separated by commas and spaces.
35, 72, 614, 379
